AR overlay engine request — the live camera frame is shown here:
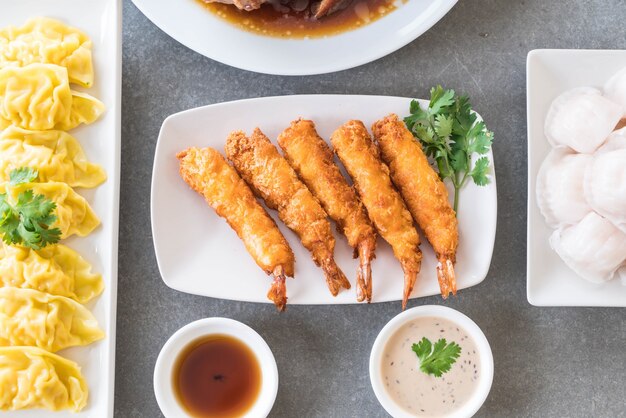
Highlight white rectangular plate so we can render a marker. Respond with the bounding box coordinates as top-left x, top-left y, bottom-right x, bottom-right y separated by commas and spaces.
0, 1, 121, 416
152, 95, 496, 305
526, 49, 626, 307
